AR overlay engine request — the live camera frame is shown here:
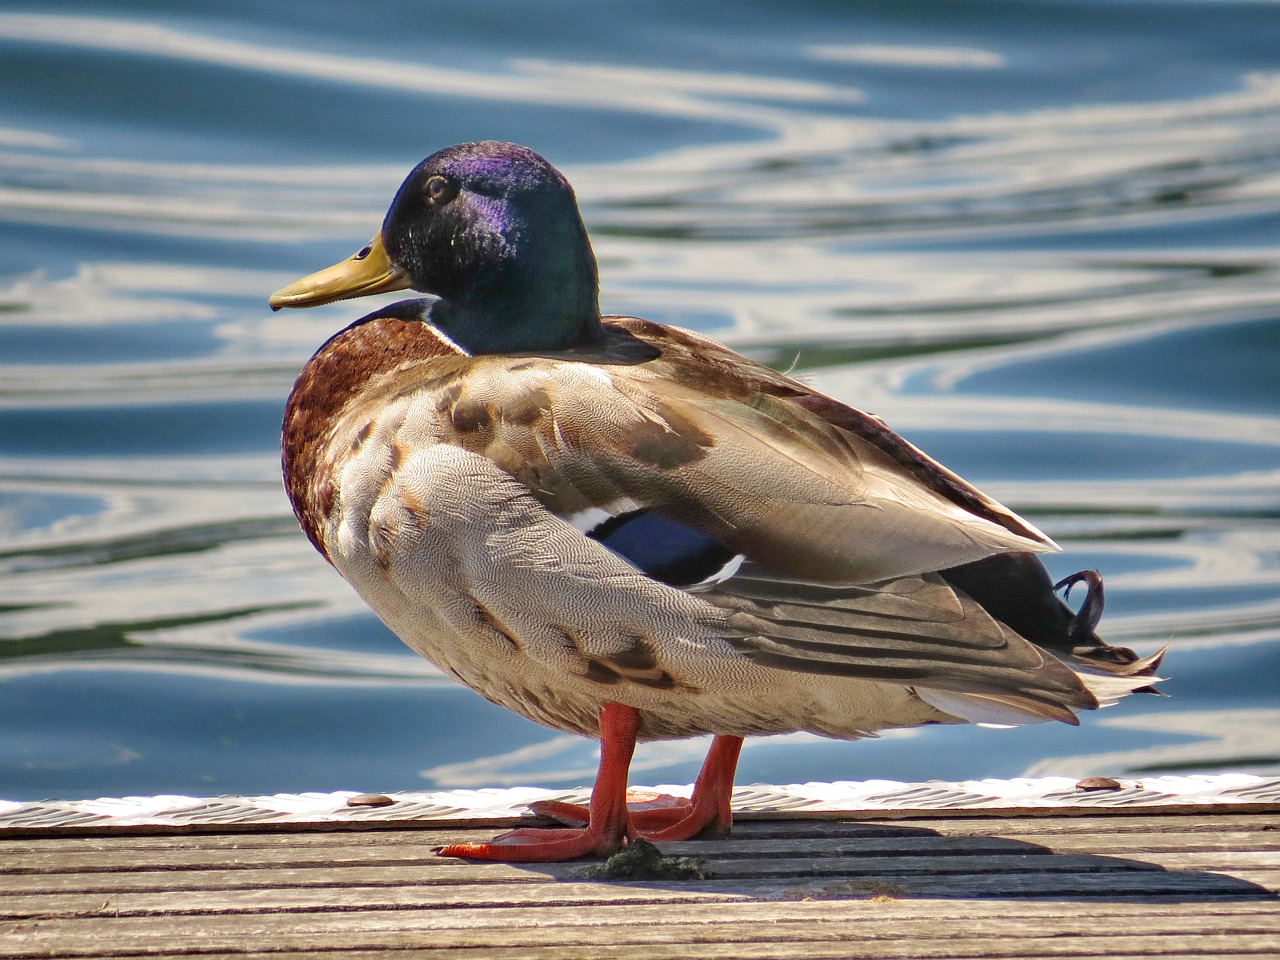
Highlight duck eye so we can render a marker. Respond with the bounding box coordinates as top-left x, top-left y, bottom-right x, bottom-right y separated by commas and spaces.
424, 176, 455, 204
